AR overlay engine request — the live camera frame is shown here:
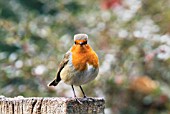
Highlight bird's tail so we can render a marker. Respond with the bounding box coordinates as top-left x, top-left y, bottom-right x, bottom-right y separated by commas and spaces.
48, 79, 59, 86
